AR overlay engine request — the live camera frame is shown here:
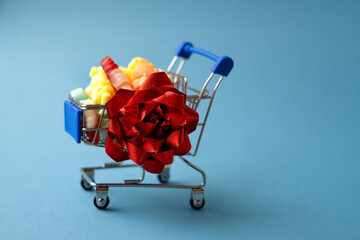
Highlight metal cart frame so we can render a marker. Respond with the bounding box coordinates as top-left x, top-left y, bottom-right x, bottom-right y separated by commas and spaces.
67, 42, 233, 210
